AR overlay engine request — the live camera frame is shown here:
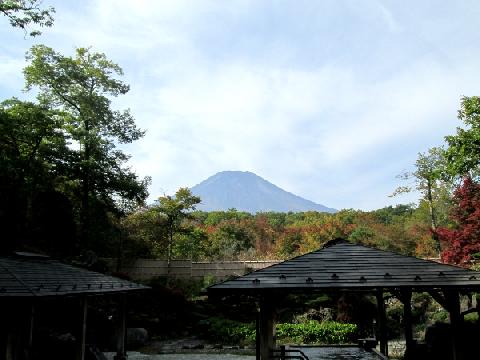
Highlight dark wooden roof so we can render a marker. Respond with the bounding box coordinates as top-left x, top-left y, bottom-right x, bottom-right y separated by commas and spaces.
209, 240, 480, 294
0, 254, 149, 297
